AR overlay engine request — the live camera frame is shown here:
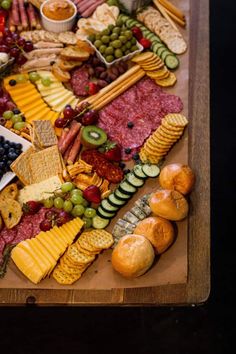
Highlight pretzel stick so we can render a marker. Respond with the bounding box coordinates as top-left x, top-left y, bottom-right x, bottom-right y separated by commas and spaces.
158, 0, 185, 21
153, 0, 179, 32
163, 7, 186, 27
